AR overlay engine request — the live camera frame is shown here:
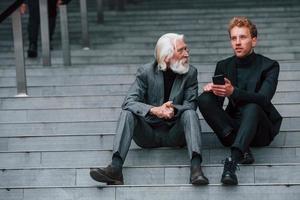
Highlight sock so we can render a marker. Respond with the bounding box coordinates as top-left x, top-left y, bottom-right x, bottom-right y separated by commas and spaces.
231, 147, 243, 162
191, 153, 202, 168
112, 154, 123, 171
